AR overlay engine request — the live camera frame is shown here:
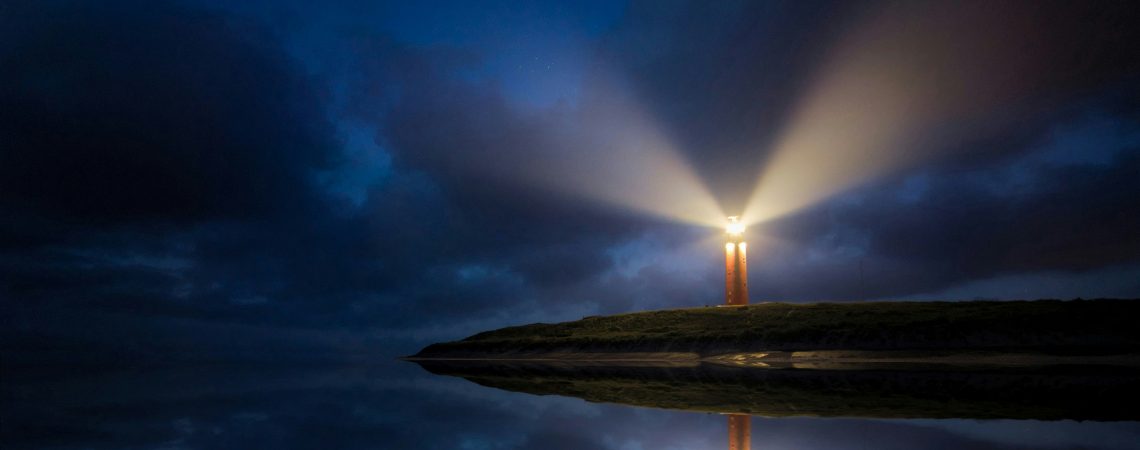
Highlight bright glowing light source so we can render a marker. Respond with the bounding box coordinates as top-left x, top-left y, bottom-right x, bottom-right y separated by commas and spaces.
725, 216, 745, 236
